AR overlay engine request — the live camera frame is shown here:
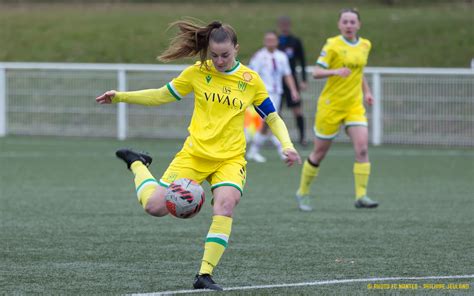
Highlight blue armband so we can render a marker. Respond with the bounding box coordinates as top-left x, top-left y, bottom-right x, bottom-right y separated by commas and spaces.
254, 98, 276, 119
